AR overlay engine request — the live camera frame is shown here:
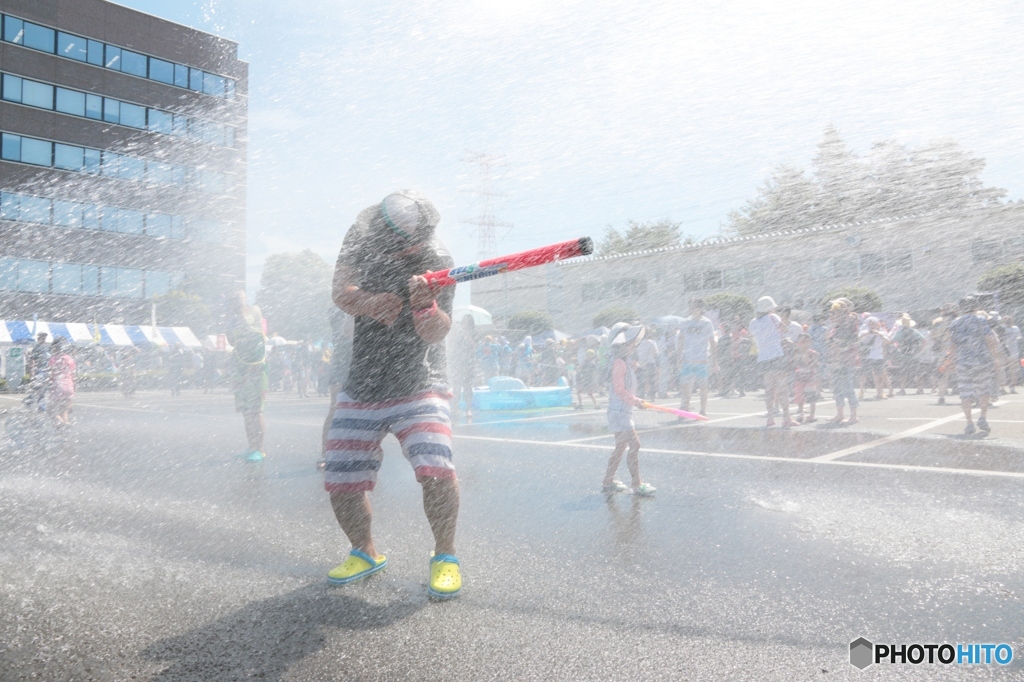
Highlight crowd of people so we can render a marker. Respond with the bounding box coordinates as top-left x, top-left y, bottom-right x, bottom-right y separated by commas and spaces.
447, 294, 1022, 437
